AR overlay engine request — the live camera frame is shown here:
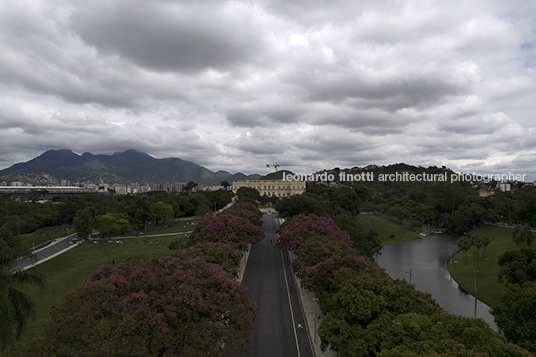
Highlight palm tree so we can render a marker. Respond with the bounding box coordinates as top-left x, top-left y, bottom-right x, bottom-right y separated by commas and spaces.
513, 226, 534, 250
473, 234, 484, 263
481, 235, 492, 260
512, 225, 534, 265
458, 236, 472, 265
0, 245, 46, 350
